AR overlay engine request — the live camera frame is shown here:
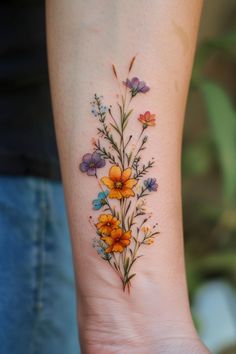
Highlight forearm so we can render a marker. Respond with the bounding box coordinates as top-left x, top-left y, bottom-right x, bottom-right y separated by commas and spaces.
46, 1, 209, 353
